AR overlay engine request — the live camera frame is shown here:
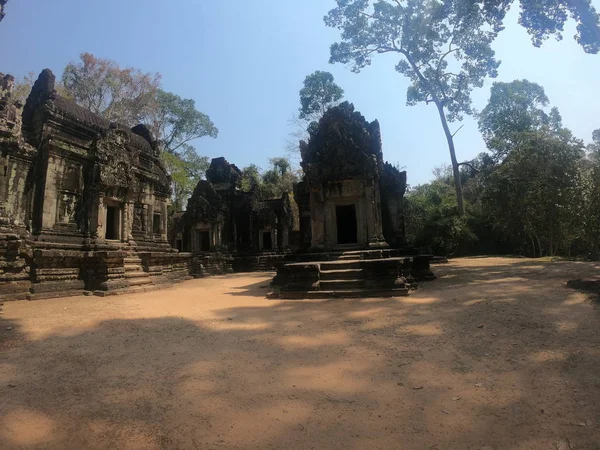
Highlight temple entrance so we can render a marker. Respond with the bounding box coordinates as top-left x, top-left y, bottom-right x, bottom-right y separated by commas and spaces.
262, 231, 272, 250
197, 231, 210, 252
105, 205, 119, 240
336, 204, 357, 244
